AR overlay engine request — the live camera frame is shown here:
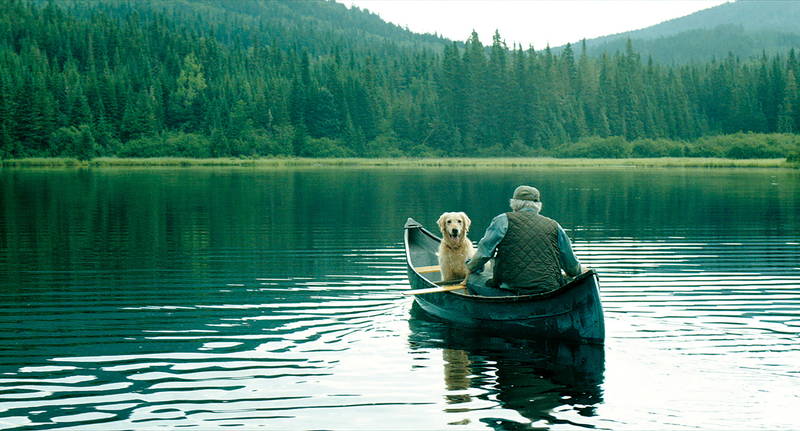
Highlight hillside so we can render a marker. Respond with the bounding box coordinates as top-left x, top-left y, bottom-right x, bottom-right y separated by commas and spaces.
570, 1, 800, 63
40, 0, 449, 53
1, 0, 799, 161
